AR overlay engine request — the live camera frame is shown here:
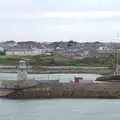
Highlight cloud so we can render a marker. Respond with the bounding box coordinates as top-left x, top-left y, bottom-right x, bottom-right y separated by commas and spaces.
33, 11, 120, 19
0, 11, 120, 20
0, 10, 120, 42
